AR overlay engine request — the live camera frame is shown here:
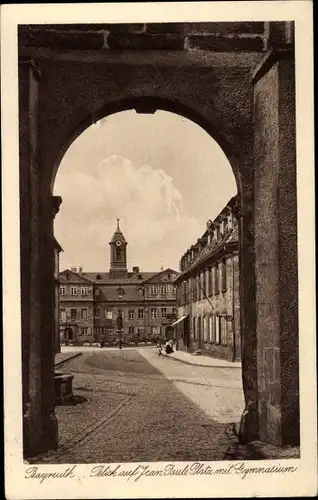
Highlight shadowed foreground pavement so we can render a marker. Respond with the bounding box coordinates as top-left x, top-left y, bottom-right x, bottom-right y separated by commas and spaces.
33, 349, 243, 463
